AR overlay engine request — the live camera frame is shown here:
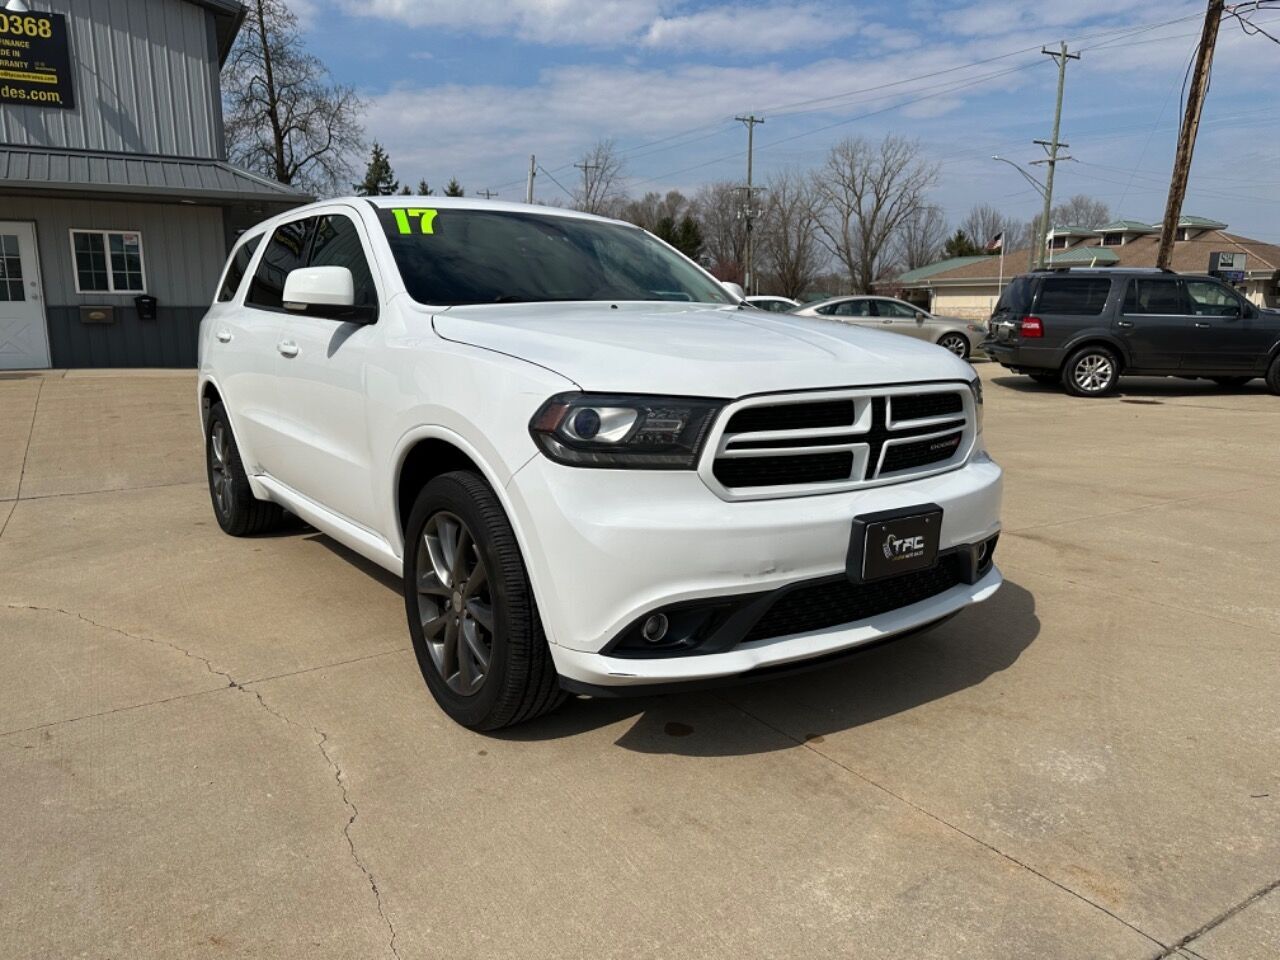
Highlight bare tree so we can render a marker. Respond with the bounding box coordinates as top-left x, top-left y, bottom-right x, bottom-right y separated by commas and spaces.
572, 139, 627, 216
1051, 194, 1111, 228
959, 203, 1027, 253
618, 190, 688, 233
223, 0, 365, 196
758, 171, 824, 299
894, 204, 948, 271
694, 181, 749, 282
812, 135, 939, 293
